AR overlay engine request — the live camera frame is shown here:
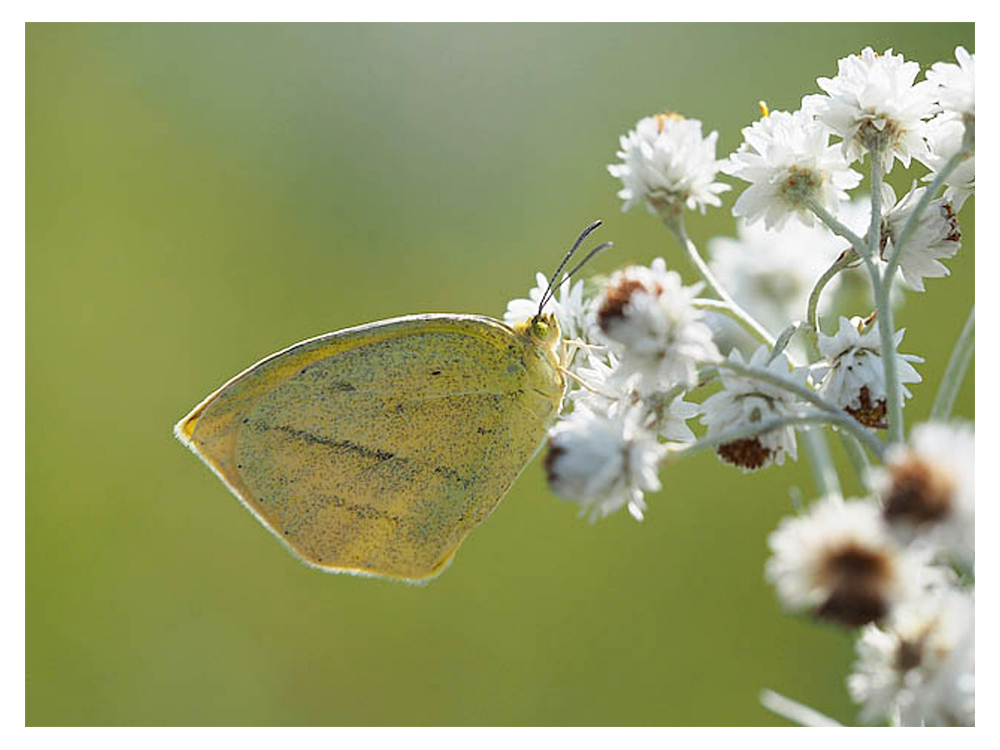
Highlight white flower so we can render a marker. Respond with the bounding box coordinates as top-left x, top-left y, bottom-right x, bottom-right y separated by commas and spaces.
816, 316, 922, 429
766, 496, 939, 627
927, 46, 975, 121
700, 345, 804, 472
570, 353, 699, 442
707, 217, 846, 337
918, 114, 974, 211
872, 422, 975, 567
608, 112, 730, 219
878, 184, 962, 292
804, 47, 936, 173
544, 406, 665, 521
504, 272, 588, 342
724, 108, 862, 231
849, 586, 974, 726
593, 258, 719, 391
